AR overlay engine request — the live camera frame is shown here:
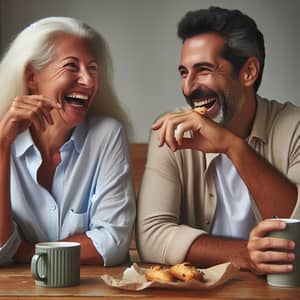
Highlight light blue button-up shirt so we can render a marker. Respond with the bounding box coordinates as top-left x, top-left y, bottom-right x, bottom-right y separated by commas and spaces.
0, 117, 136, 266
